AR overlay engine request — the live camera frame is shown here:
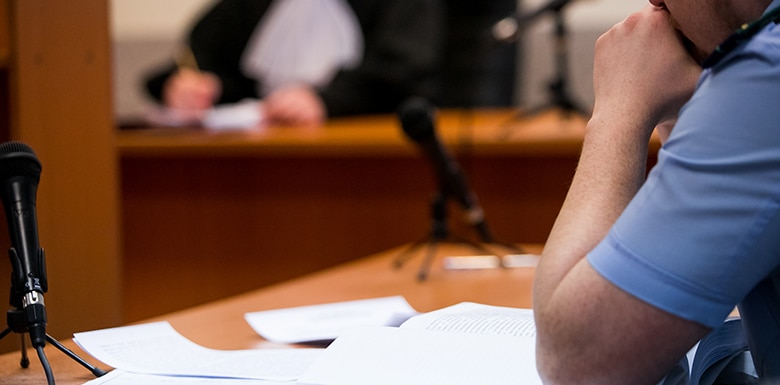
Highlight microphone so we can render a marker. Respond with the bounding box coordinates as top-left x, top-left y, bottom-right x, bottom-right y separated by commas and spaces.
0, 141, 47, 348
398, 98, 493, 243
